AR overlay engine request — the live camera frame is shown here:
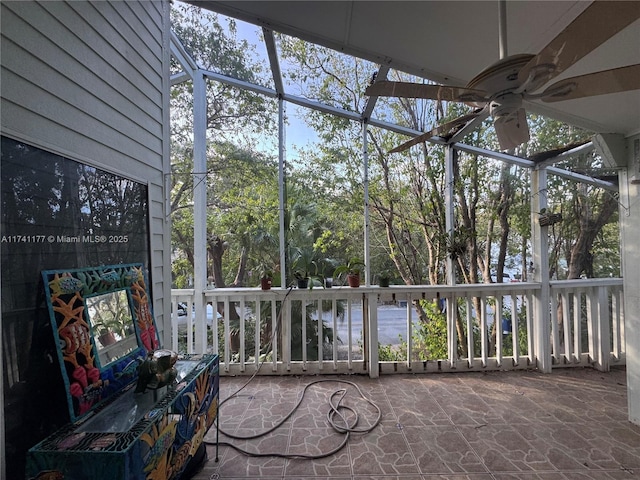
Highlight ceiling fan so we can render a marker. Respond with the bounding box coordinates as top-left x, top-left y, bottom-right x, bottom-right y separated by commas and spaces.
365, 1, 640, 153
